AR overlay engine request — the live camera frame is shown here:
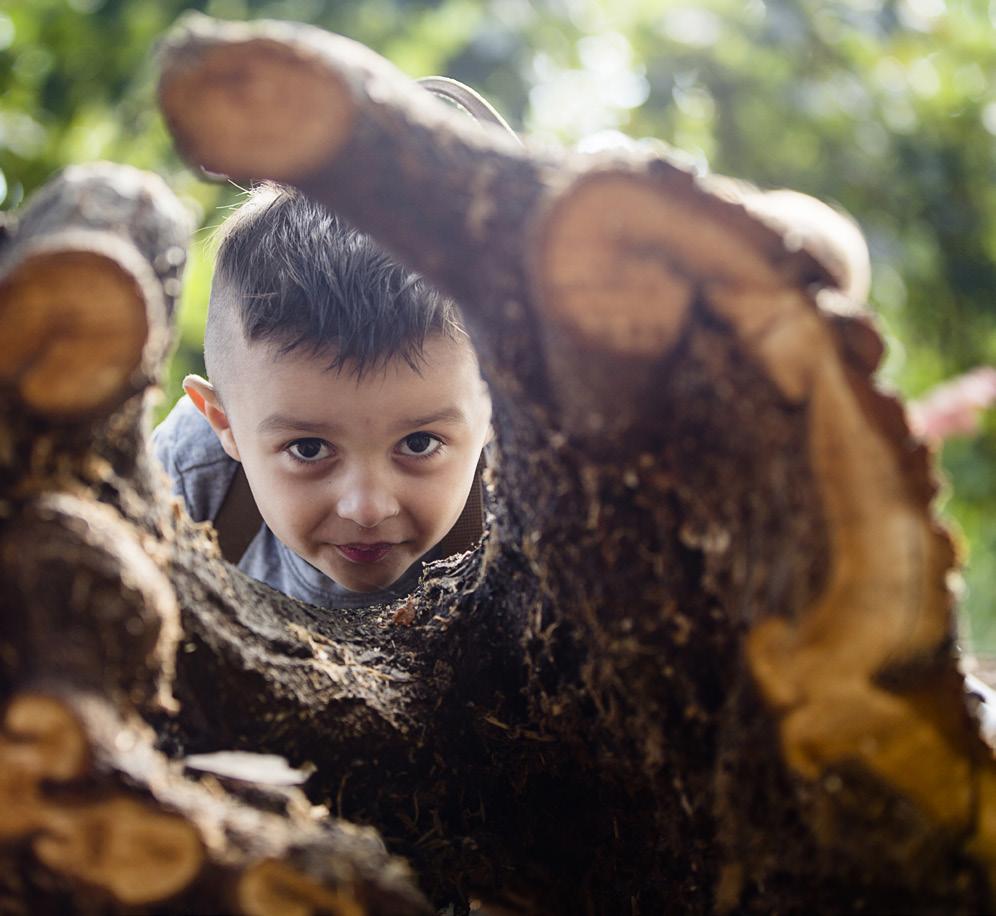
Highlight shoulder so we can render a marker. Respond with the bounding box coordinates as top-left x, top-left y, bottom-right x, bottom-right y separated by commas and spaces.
151, 395, 238, 522
152, 395, 226, 471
